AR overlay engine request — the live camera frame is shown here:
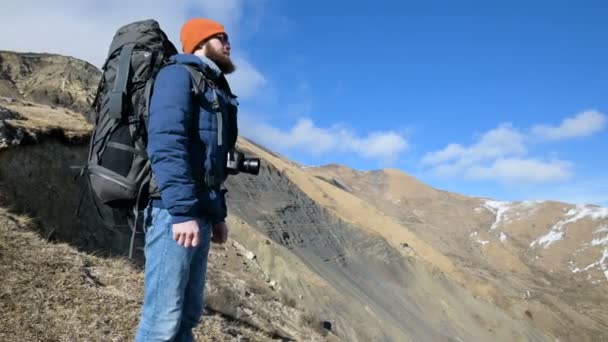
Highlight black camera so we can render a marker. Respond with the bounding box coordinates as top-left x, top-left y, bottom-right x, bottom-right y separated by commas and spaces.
226, 149, 260, 175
